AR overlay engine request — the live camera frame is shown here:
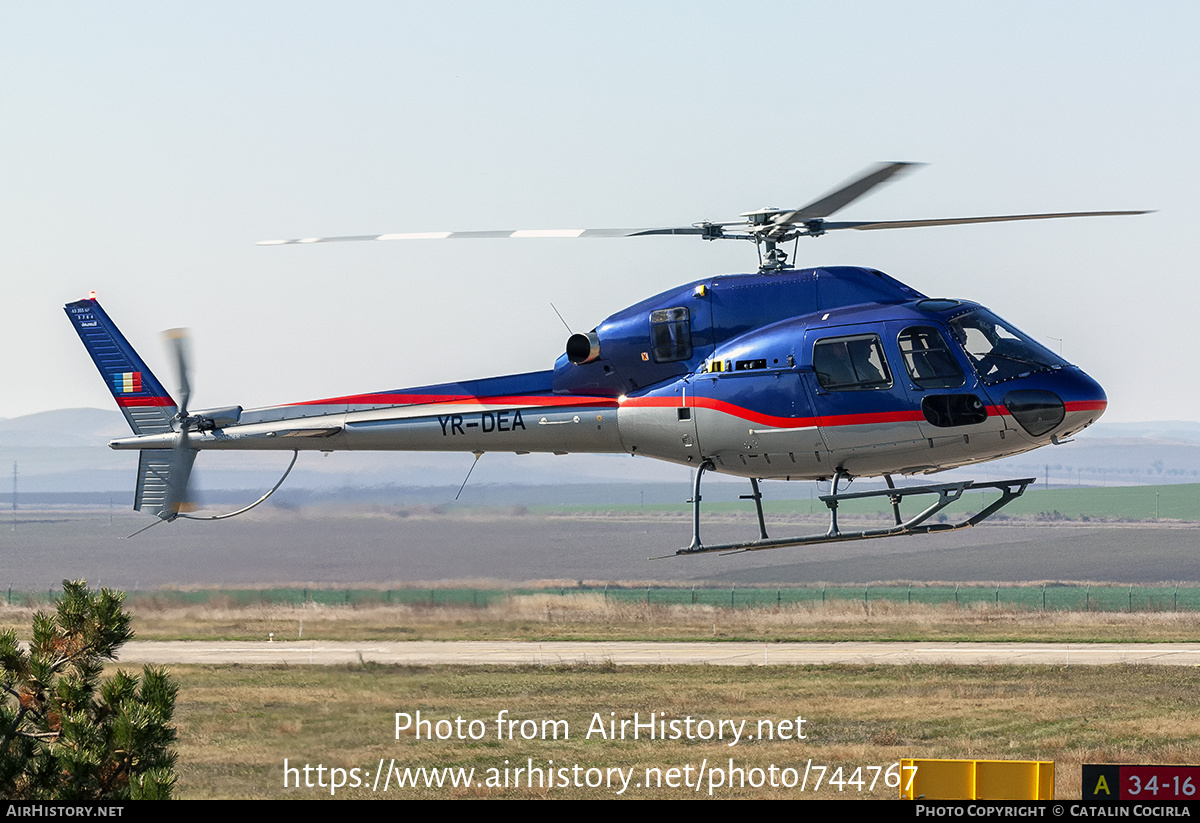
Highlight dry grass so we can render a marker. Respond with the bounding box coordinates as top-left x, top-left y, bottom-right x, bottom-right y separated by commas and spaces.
166, 662, 1200, 799
12, 594, 1189, 643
